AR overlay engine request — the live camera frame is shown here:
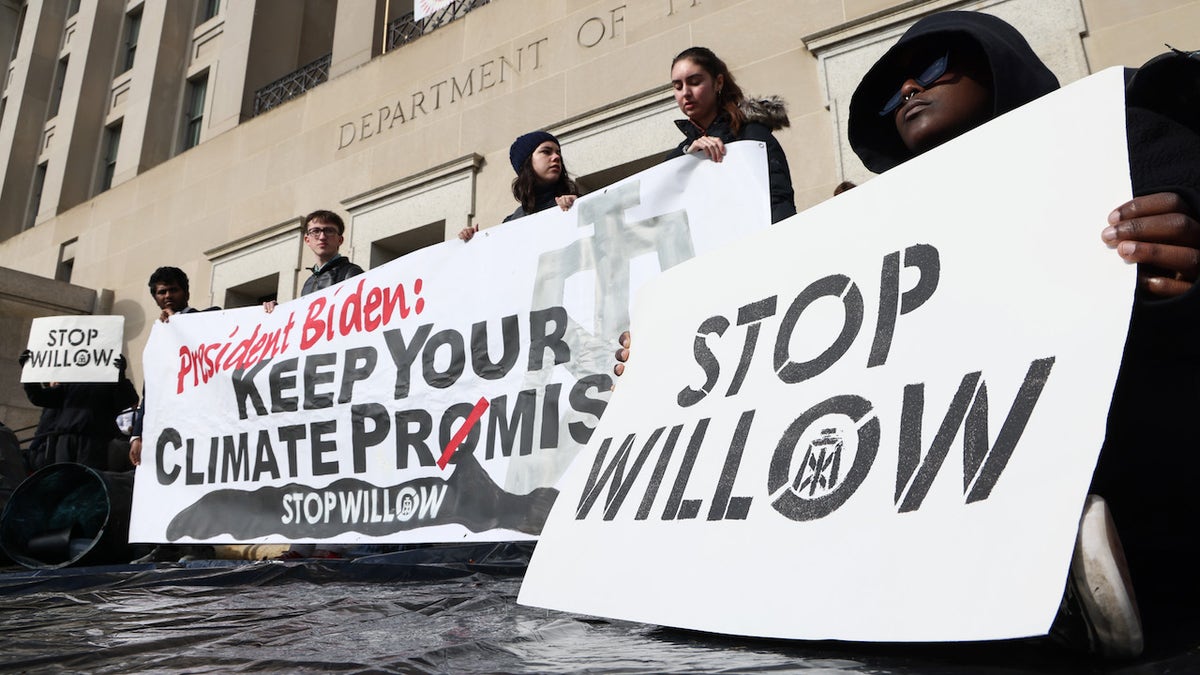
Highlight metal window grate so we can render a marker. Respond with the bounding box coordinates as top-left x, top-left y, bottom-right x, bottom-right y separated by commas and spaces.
252, 53, 332, 116
386, 0, 490, 50
249, 0, 490, 118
